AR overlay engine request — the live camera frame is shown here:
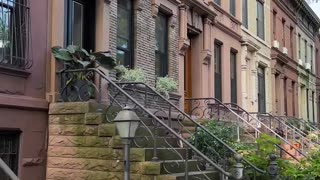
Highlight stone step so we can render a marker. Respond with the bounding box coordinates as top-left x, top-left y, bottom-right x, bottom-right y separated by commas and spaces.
145, 148, 192, 161
133, 137, 181, 148
136, 126, 169, 137
157, 170, 219, 180
160, 160, 205, 174
49, 101, 107, 115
